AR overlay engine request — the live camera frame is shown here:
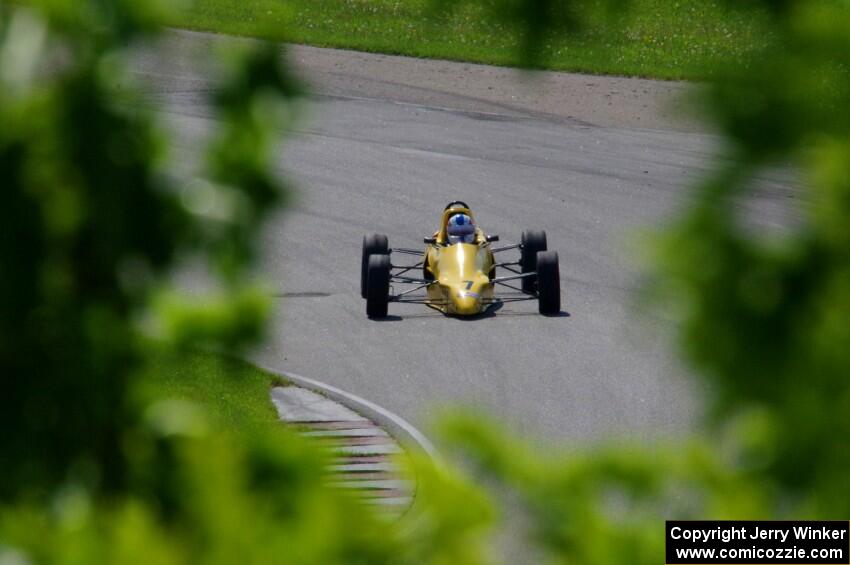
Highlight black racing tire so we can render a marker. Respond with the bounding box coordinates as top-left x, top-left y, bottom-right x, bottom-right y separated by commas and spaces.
520, 230, 547, 293
366, 254, 391, 318
536, 251, 561, 315
361, 234, 388, 298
